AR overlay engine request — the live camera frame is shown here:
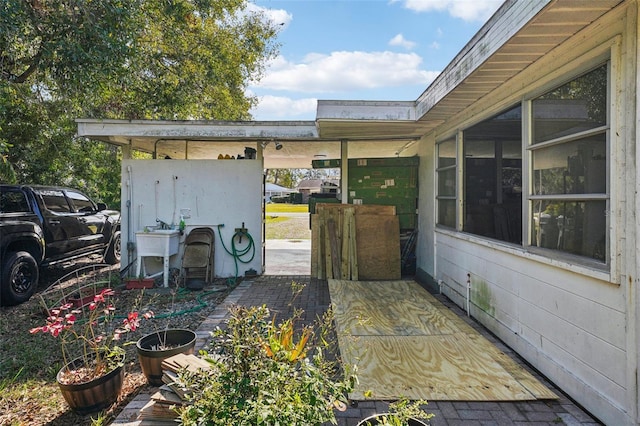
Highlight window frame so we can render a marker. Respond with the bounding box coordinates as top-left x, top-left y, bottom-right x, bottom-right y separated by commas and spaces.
526, 62, 610, 266
436, 136, 458, 229
434, 56, 613, 272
